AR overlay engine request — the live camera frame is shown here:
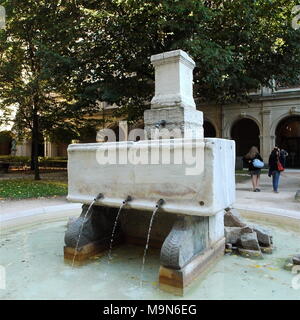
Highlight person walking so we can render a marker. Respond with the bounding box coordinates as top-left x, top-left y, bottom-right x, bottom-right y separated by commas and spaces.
243, 146, 264, 192
268, 147, 285, 193
280, 149, 288, 167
